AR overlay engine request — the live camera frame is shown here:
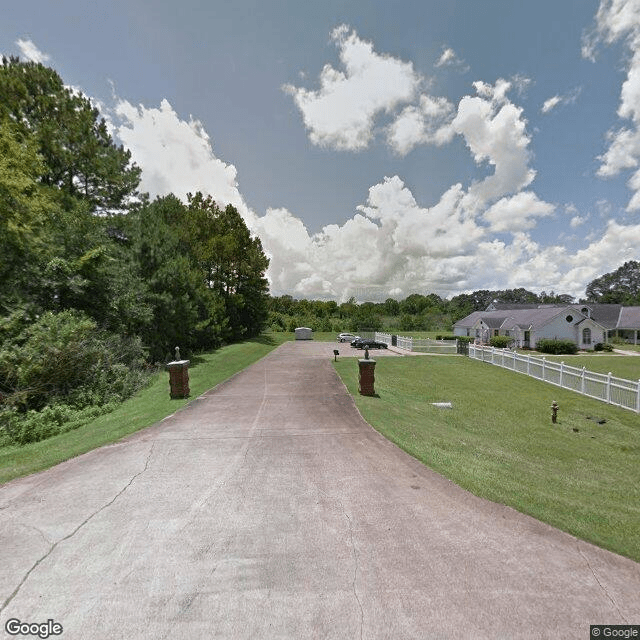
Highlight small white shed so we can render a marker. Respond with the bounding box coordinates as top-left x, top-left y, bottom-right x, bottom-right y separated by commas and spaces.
294, 327, 313, 340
